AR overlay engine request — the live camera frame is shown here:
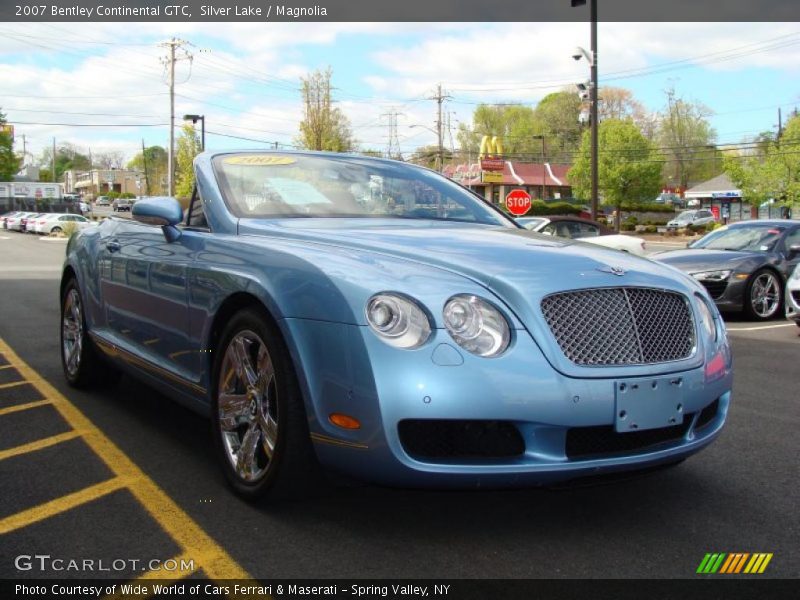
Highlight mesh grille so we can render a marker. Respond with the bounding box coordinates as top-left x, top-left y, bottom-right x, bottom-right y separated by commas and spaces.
541, 287, 695, 366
